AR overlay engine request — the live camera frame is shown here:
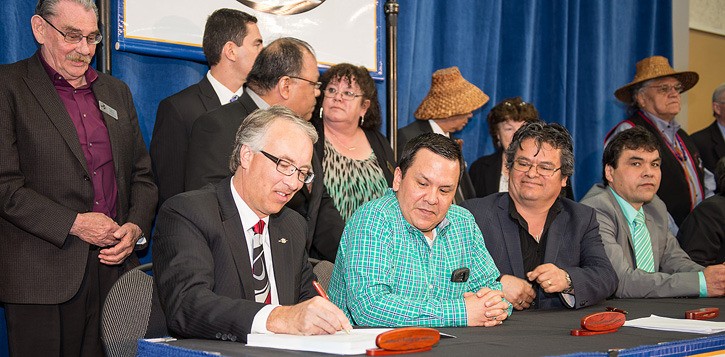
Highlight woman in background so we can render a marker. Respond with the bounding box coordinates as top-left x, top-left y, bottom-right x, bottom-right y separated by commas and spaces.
312, 63, 395, 221
469, 97, 540, 197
